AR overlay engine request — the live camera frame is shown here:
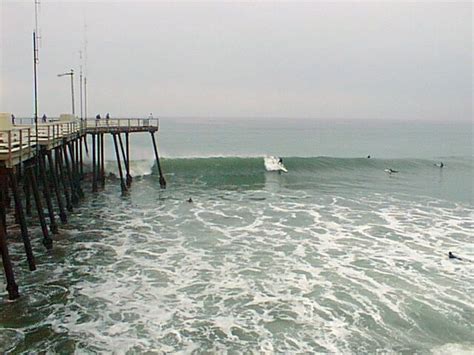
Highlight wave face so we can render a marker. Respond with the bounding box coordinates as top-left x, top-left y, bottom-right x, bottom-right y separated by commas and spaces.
149, 156, 472, 204
157, 156, 472, 174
